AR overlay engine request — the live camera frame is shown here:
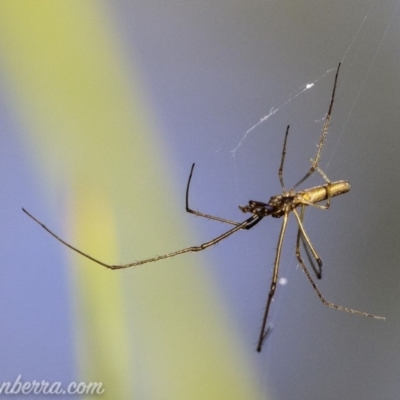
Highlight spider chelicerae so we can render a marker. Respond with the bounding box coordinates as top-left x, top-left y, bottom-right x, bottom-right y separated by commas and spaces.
23, 62, 385, 352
